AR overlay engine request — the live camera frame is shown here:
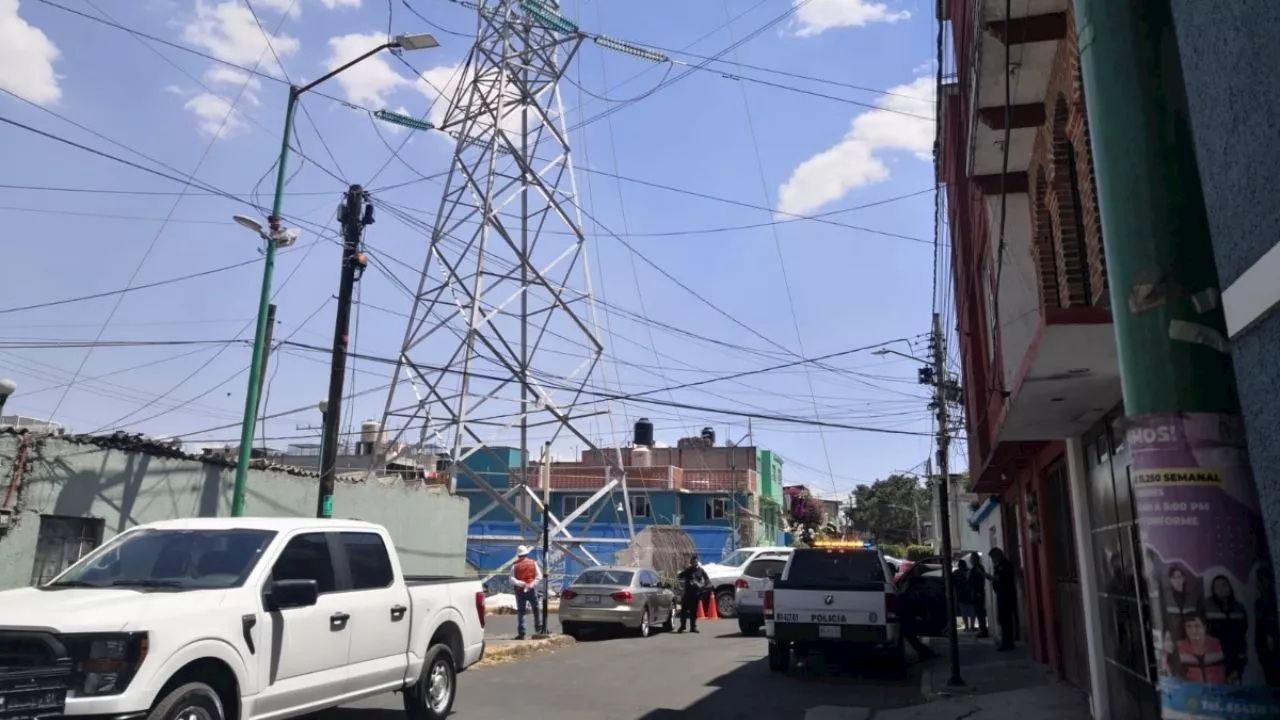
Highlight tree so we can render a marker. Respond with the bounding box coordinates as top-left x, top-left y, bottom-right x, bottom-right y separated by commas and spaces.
842, 474, 930, 545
